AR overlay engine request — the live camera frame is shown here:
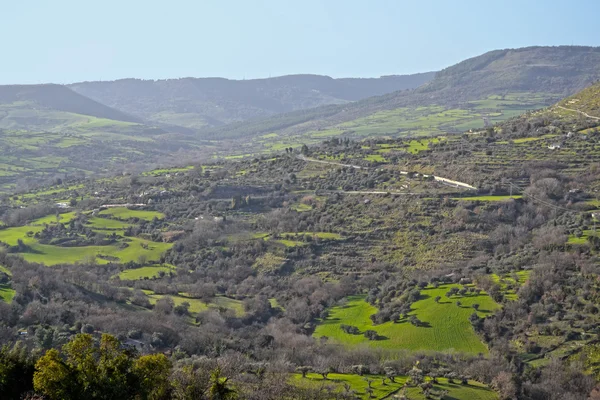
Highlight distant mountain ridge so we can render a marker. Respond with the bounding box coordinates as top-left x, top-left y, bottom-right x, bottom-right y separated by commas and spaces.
202, 46, 600, 140
68, 72, 435, 129
0, 84, 140, 123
